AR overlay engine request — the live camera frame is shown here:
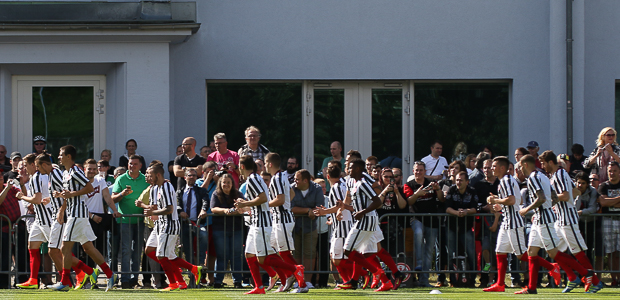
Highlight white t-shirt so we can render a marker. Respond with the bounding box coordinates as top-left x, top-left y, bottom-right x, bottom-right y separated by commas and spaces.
421, 154, 449, 178
85, 176, 108, 214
